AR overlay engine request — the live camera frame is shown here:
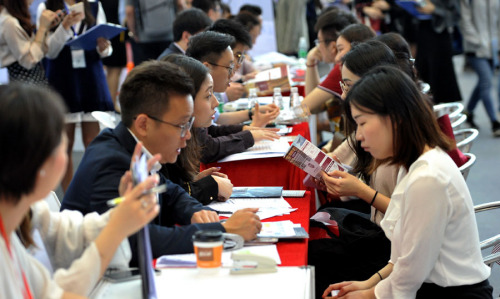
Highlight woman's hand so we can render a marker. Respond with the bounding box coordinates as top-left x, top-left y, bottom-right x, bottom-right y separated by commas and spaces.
39, 10, 60, 31
194, 167, 227, 181
118, 142, 161, 196
250, 103, 280, 127
321, 170, 365, 198
362, 6, 384, 19
249, 129, 281, 142
109, 174, 160, 238
416, 0, 435, 14
97, 37, 111, 53
213, 175, 233, 200
61, 11, 84, 30
323, 281, 374, 298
